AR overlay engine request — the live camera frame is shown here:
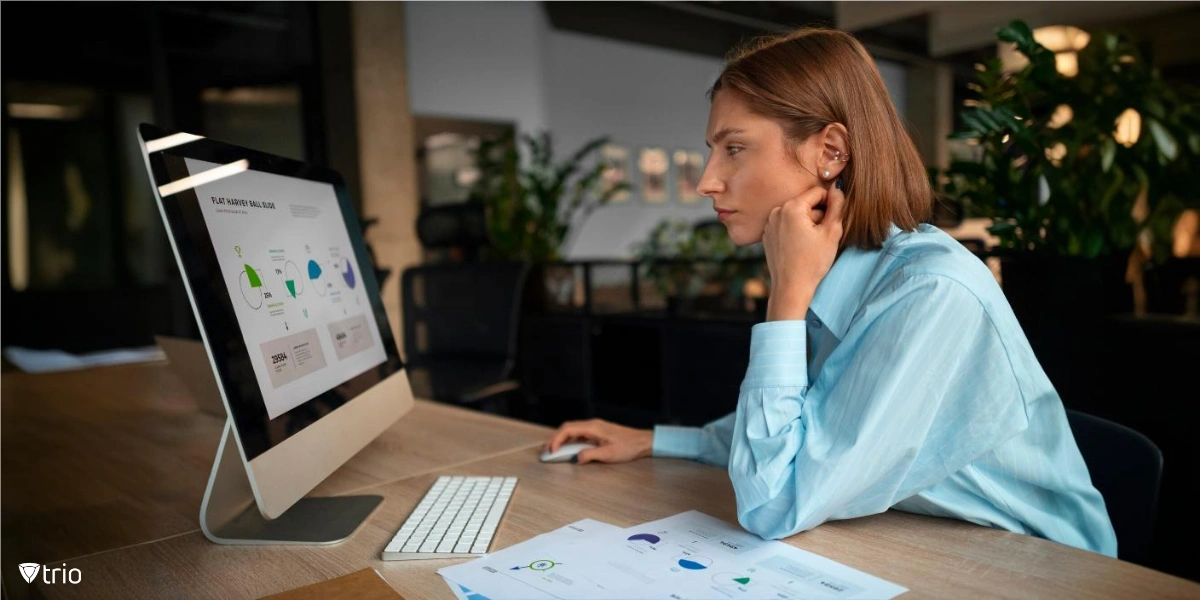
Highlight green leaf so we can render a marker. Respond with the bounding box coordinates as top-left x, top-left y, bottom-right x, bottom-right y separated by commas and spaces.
1132, 163, 1149, 191
1144, 99, 1166, 121
961, 110, 994, 134
1084, 229, 1105, 258
1101, 138, 1116, 173
1147, 118, 1178, 160
997, 21, 1035, 49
